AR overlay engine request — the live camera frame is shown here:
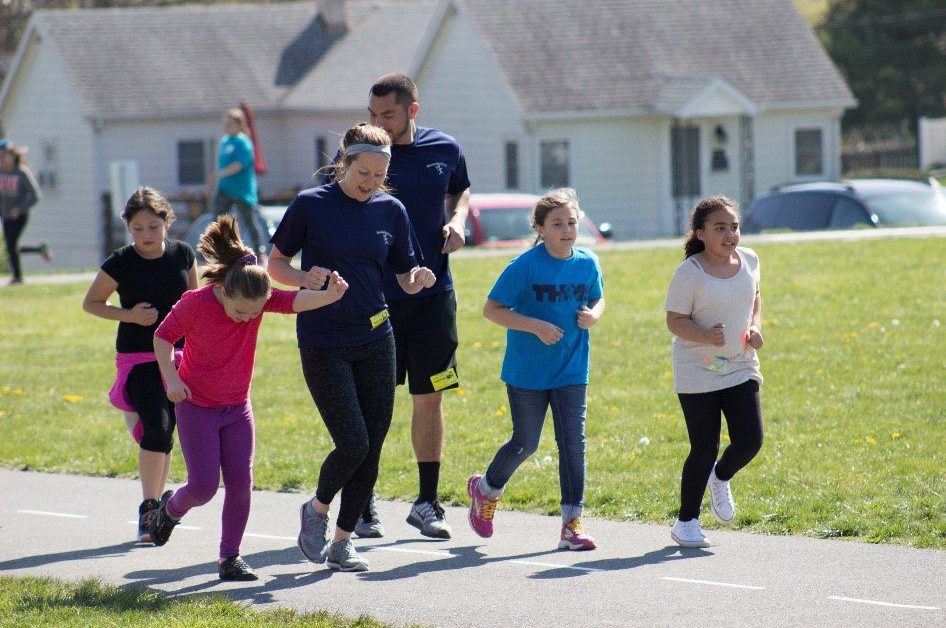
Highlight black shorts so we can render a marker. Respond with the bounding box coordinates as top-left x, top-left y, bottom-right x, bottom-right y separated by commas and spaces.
389, 289, 459, 394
